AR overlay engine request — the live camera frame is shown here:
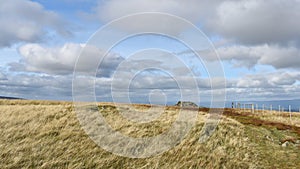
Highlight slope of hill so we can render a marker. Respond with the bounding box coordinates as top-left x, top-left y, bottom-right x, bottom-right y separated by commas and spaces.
0, 100, 299, 168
